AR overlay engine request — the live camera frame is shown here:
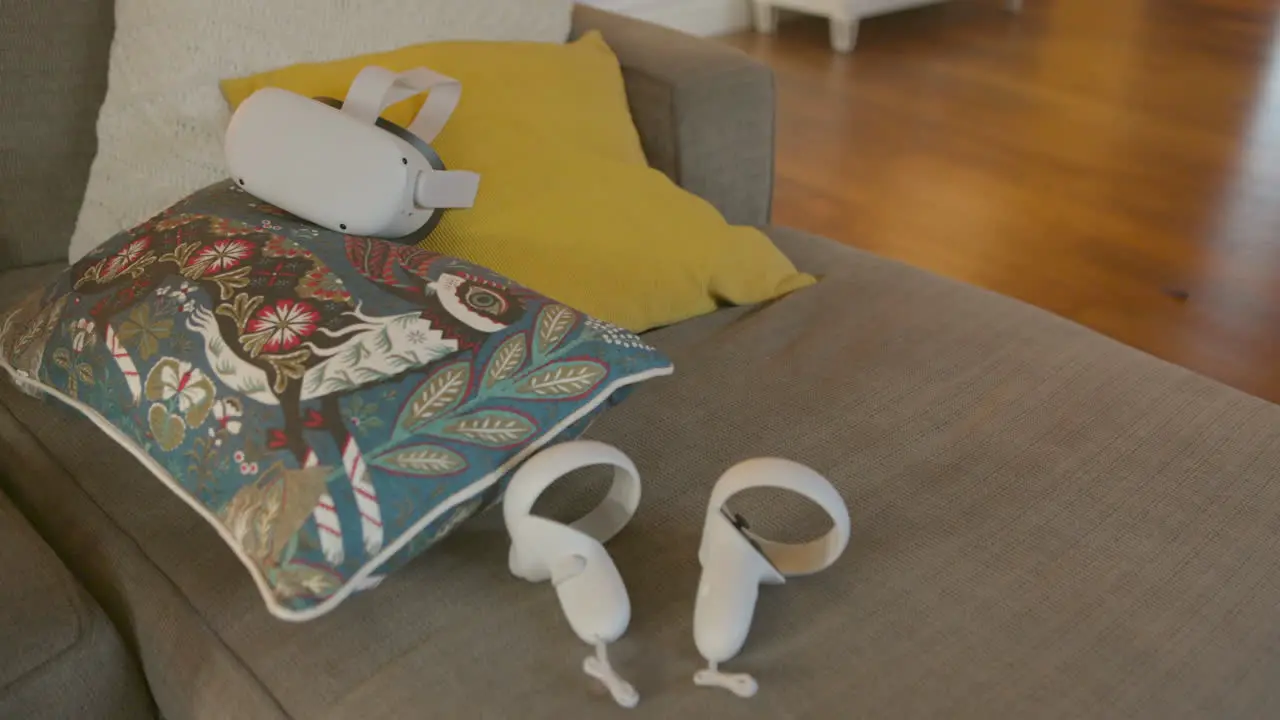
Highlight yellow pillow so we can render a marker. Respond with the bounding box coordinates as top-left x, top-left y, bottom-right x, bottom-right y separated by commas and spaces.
221, 31, 814, 332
